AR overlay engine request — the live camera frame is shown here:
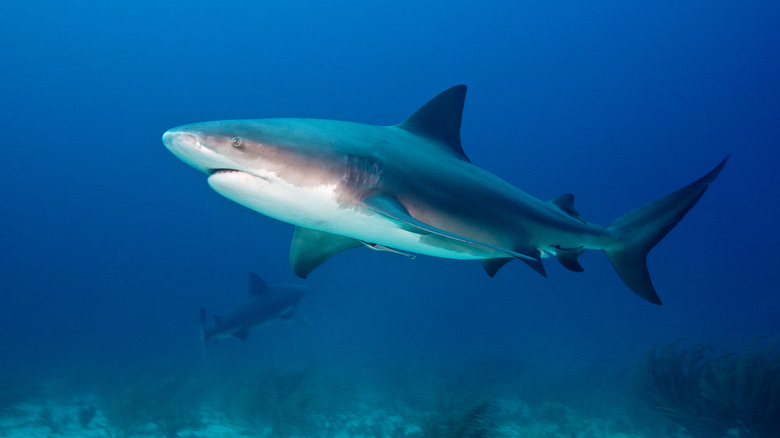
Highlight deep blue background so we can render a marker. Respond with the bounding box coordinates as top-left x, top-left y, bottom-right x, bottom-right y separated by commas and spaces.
1, 1, 778, 374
